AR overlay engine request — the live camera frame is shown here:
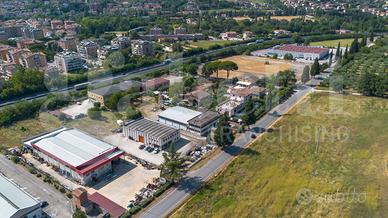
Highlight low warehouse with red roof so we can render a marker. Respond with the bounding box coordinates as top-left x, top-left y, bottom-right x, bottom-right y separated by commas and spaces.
268, 44, 329, 60
23, 127, 124, 185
